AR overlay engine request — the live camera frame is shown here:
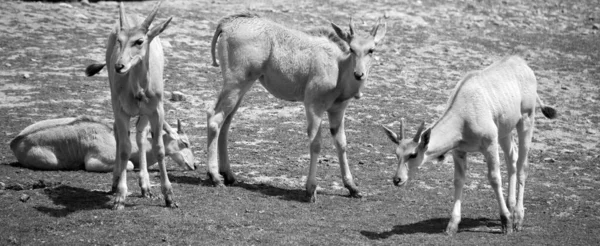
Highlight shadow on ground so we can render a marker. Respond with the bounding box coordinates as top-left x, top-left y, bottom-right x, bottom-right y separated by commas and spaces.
360, 217, 502, 239
34, 185, 113, 217
235, 181, 308, 202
